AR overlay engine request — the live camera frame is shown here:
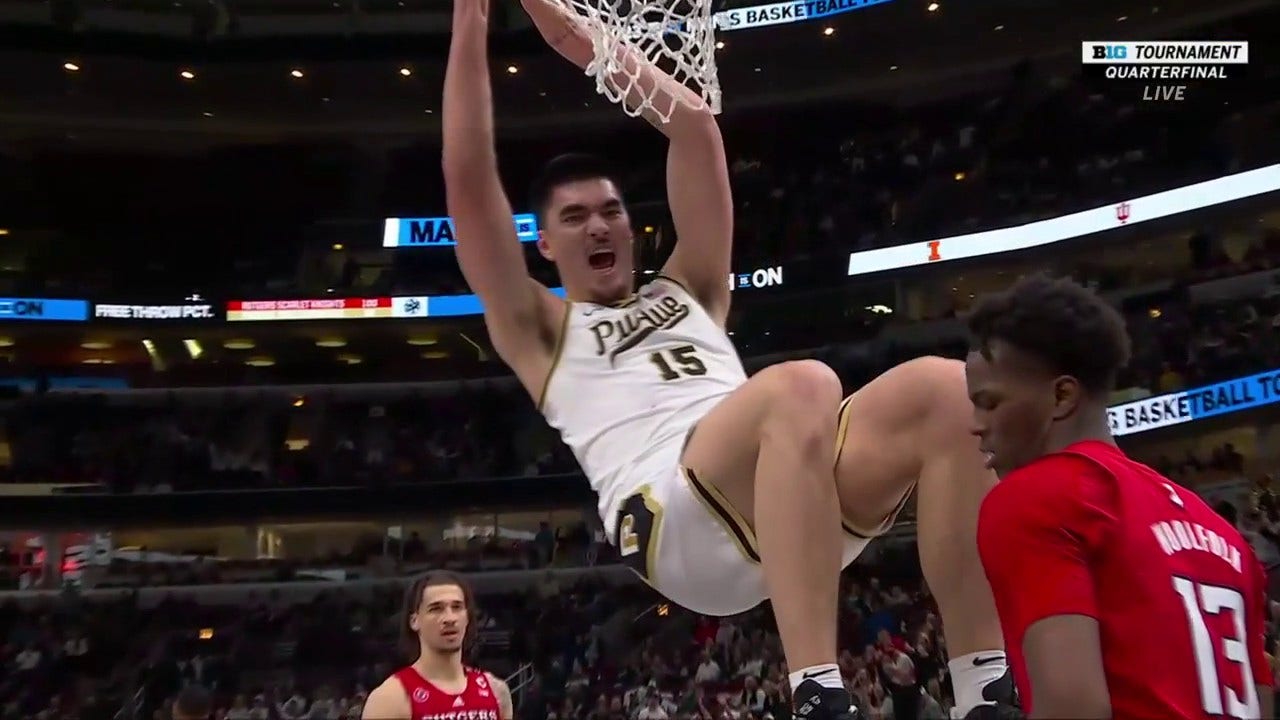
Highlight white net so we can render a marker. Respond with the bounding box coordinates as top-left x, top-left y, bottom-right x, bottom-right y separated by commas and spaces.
552, 0, 722, 122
